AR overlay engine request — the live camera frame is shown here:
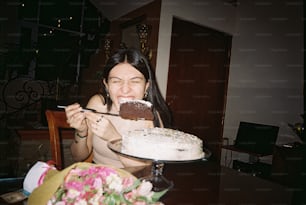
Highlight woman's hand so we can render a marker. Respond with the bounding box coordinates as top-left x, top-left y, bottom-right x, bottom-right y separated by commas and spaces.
85, 112, 121, 141
65, 103, 88, 135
